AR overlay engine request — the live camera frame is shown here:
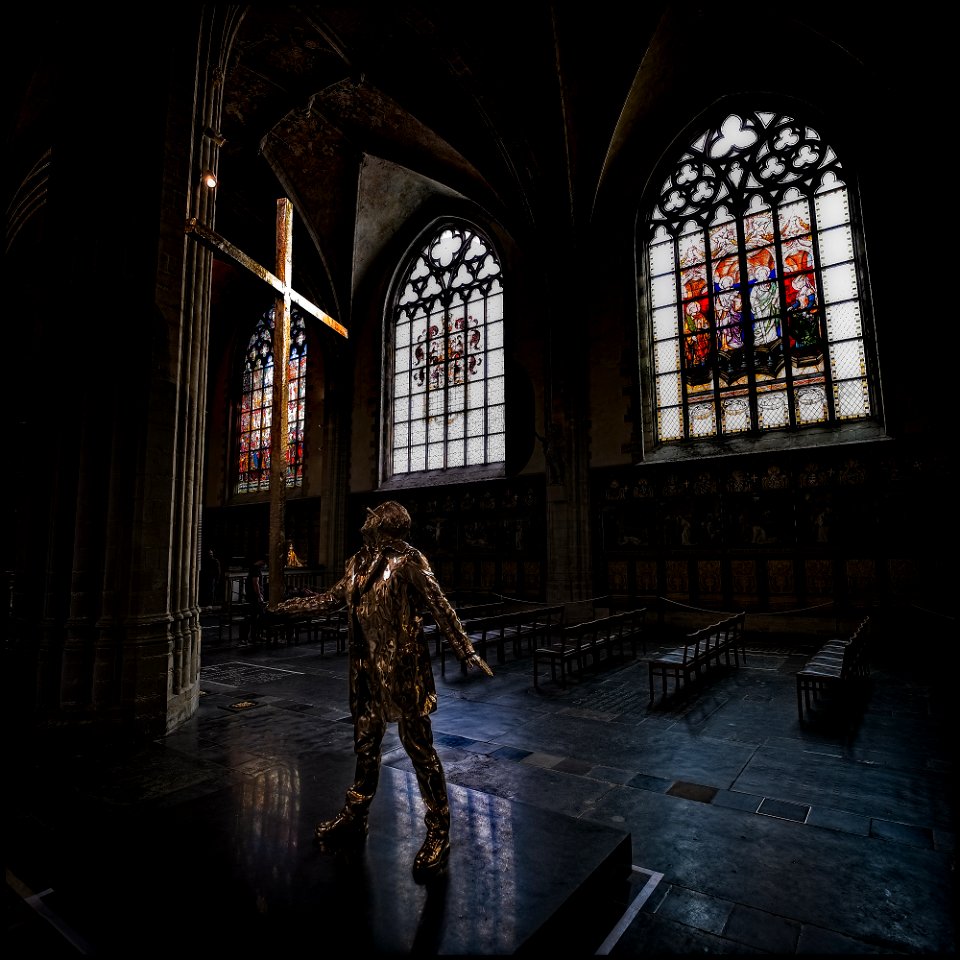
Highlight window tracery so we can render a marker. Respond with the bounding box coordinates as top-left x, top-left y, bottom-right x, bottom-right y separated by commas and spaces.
388, 223, 504, 478
236, 304, 307, 493
645, 109, 873, 443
